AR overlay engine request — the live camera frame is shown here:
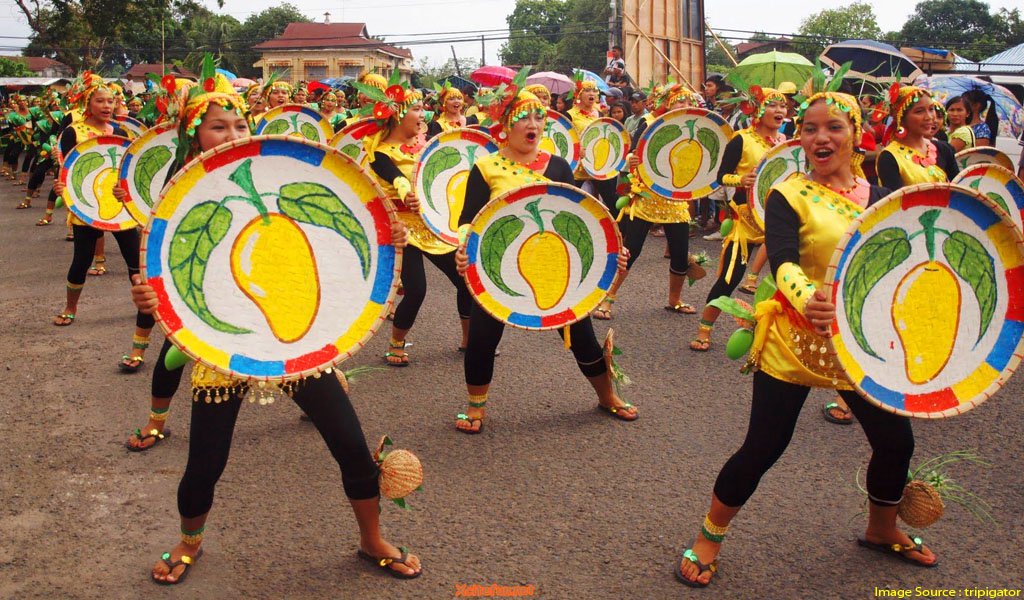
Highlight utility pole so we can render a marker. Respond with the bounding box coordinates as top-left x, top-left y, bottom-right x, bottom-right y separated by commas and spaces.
451, 45, 462, 77
480, 35, 485, 66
